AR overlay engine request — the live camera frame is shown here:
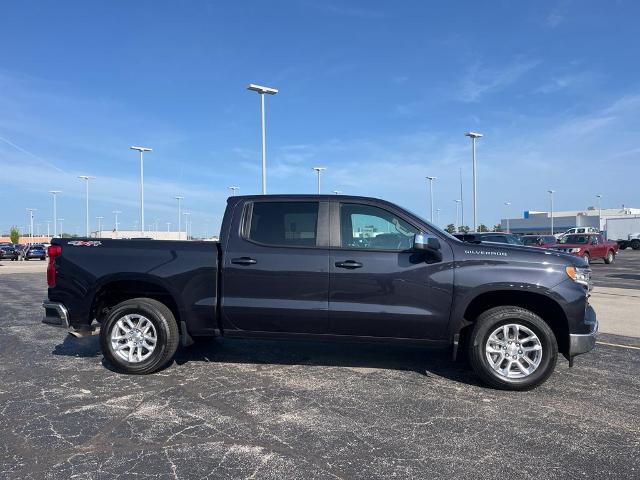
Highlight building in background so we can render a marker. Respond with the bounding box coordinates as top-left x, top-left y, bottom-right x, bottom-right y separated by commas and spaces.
90, 230, 219, 241
501, 206, 640, 235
